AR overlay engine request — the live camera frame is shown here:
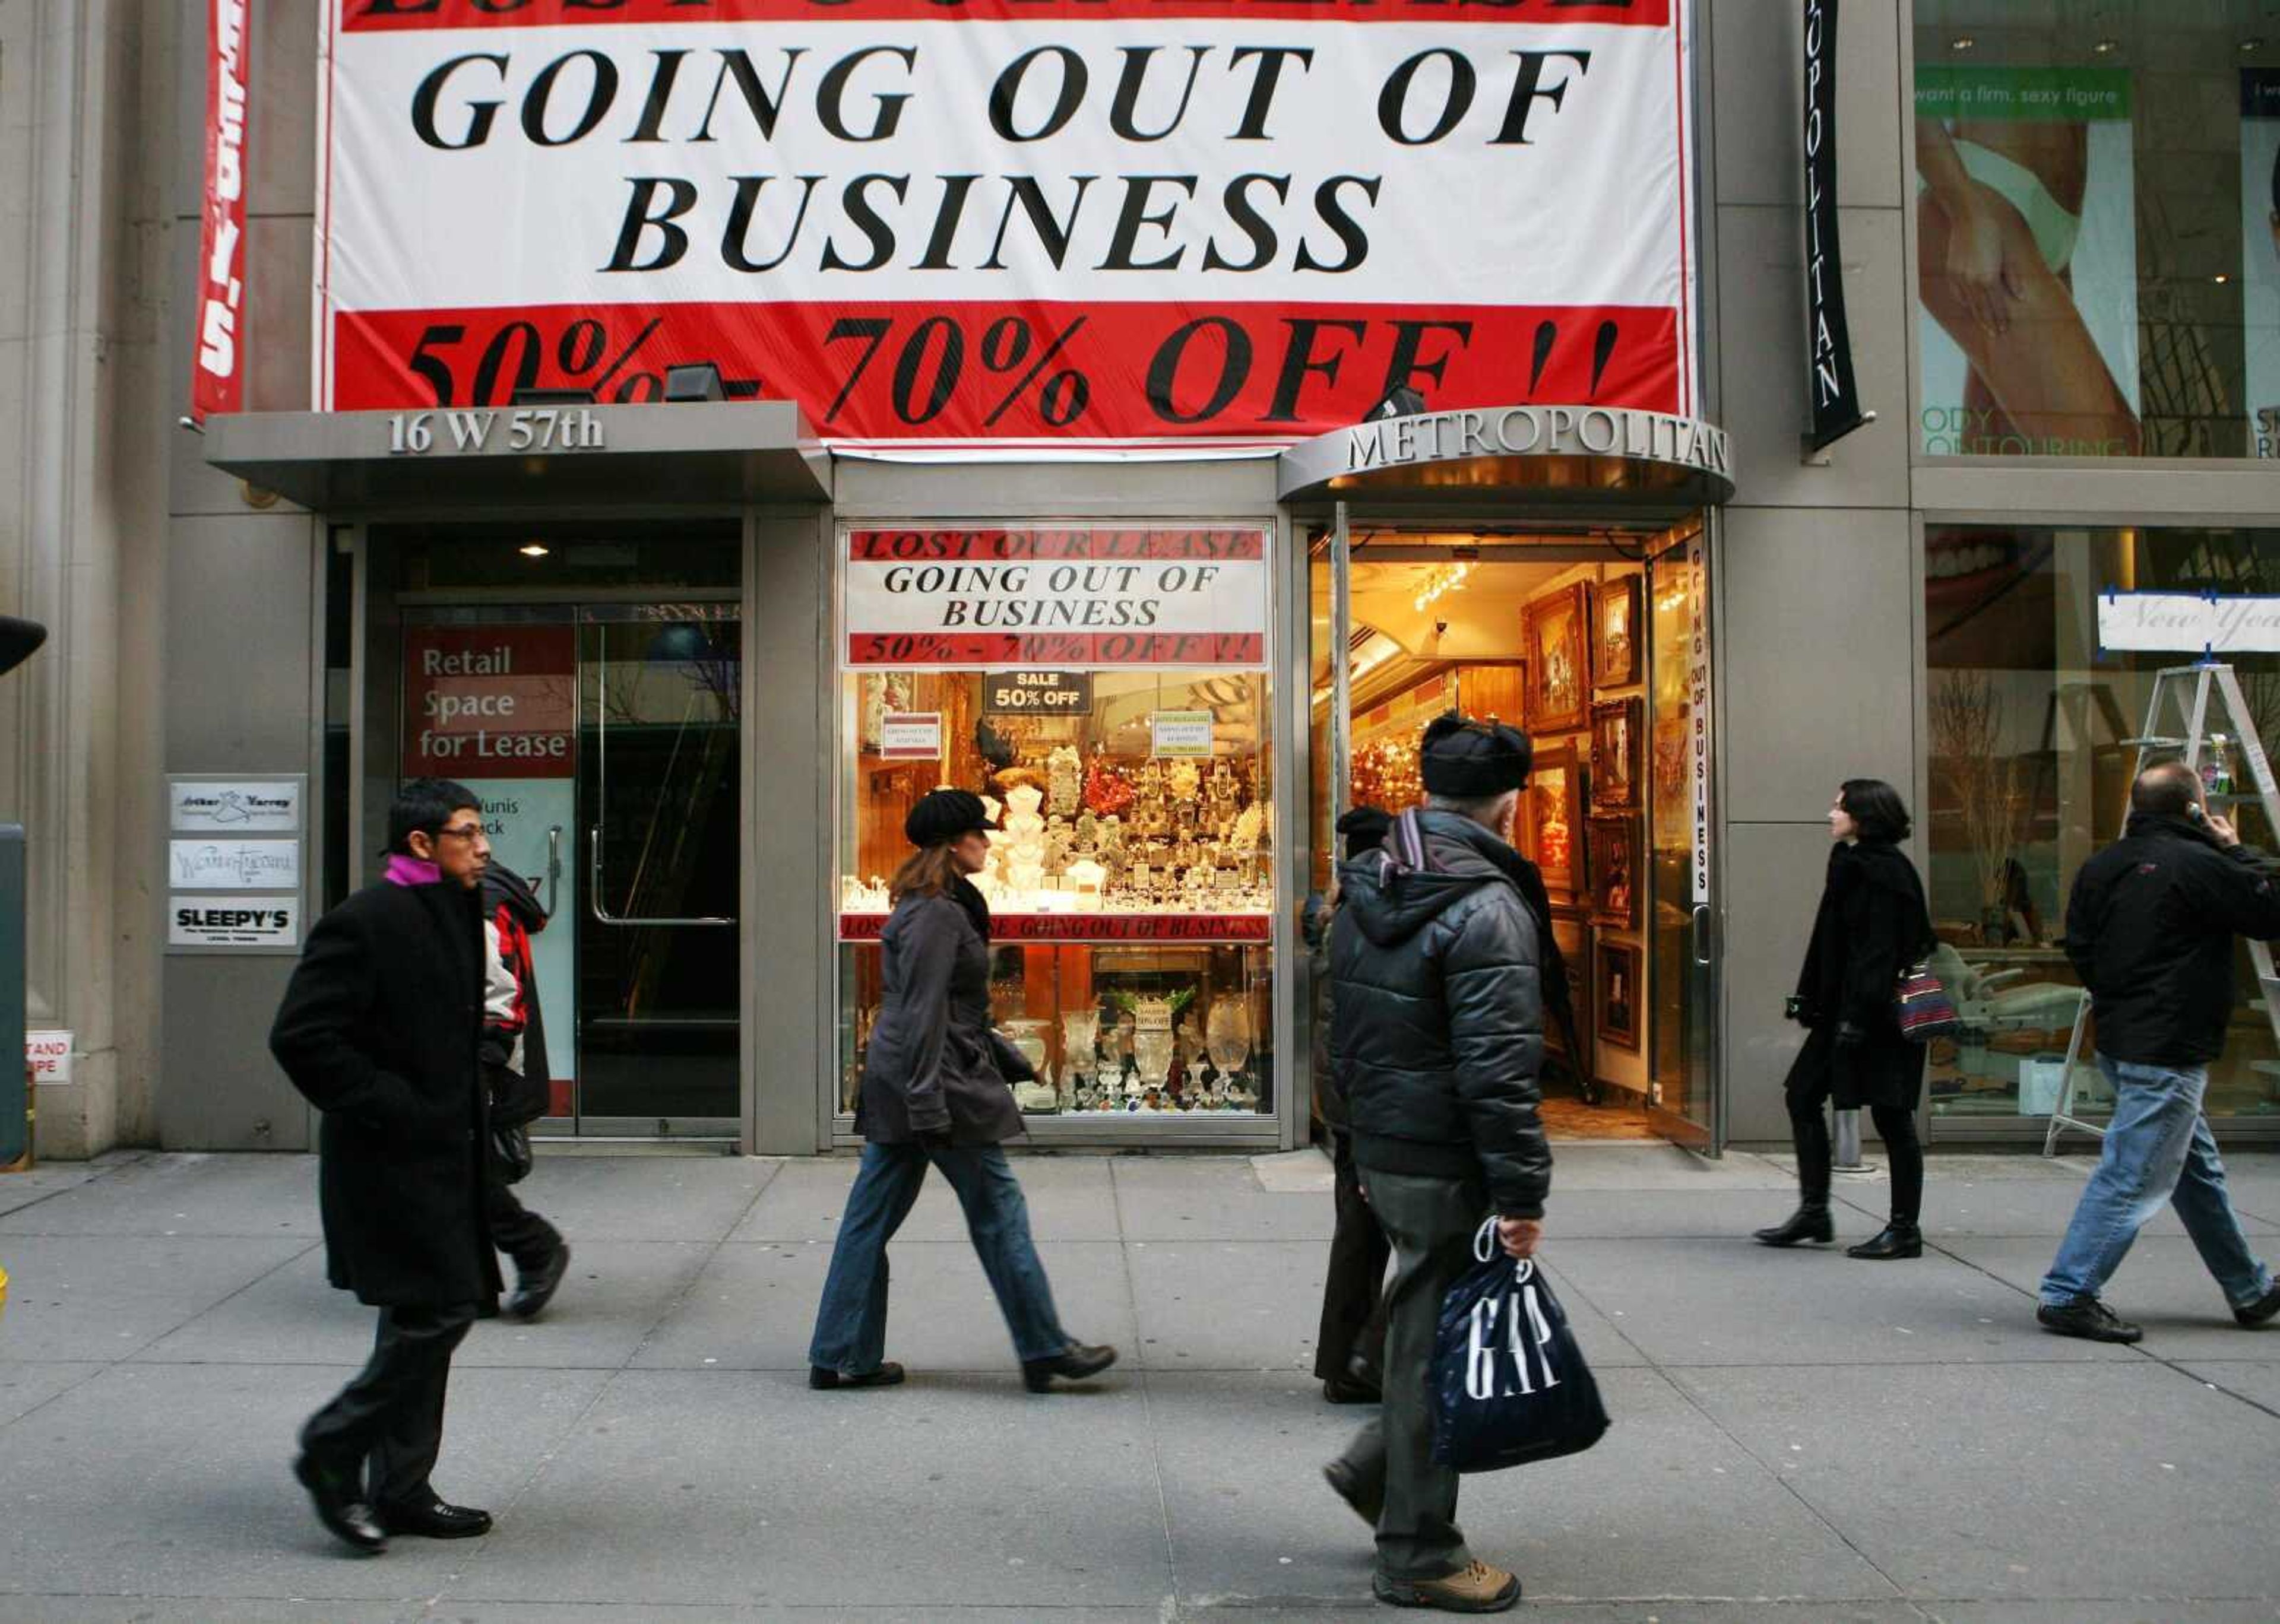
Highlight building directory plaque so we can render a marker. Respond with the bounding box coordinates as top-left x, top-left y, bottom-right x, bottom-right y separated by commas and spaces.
165, 773, 307, 955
